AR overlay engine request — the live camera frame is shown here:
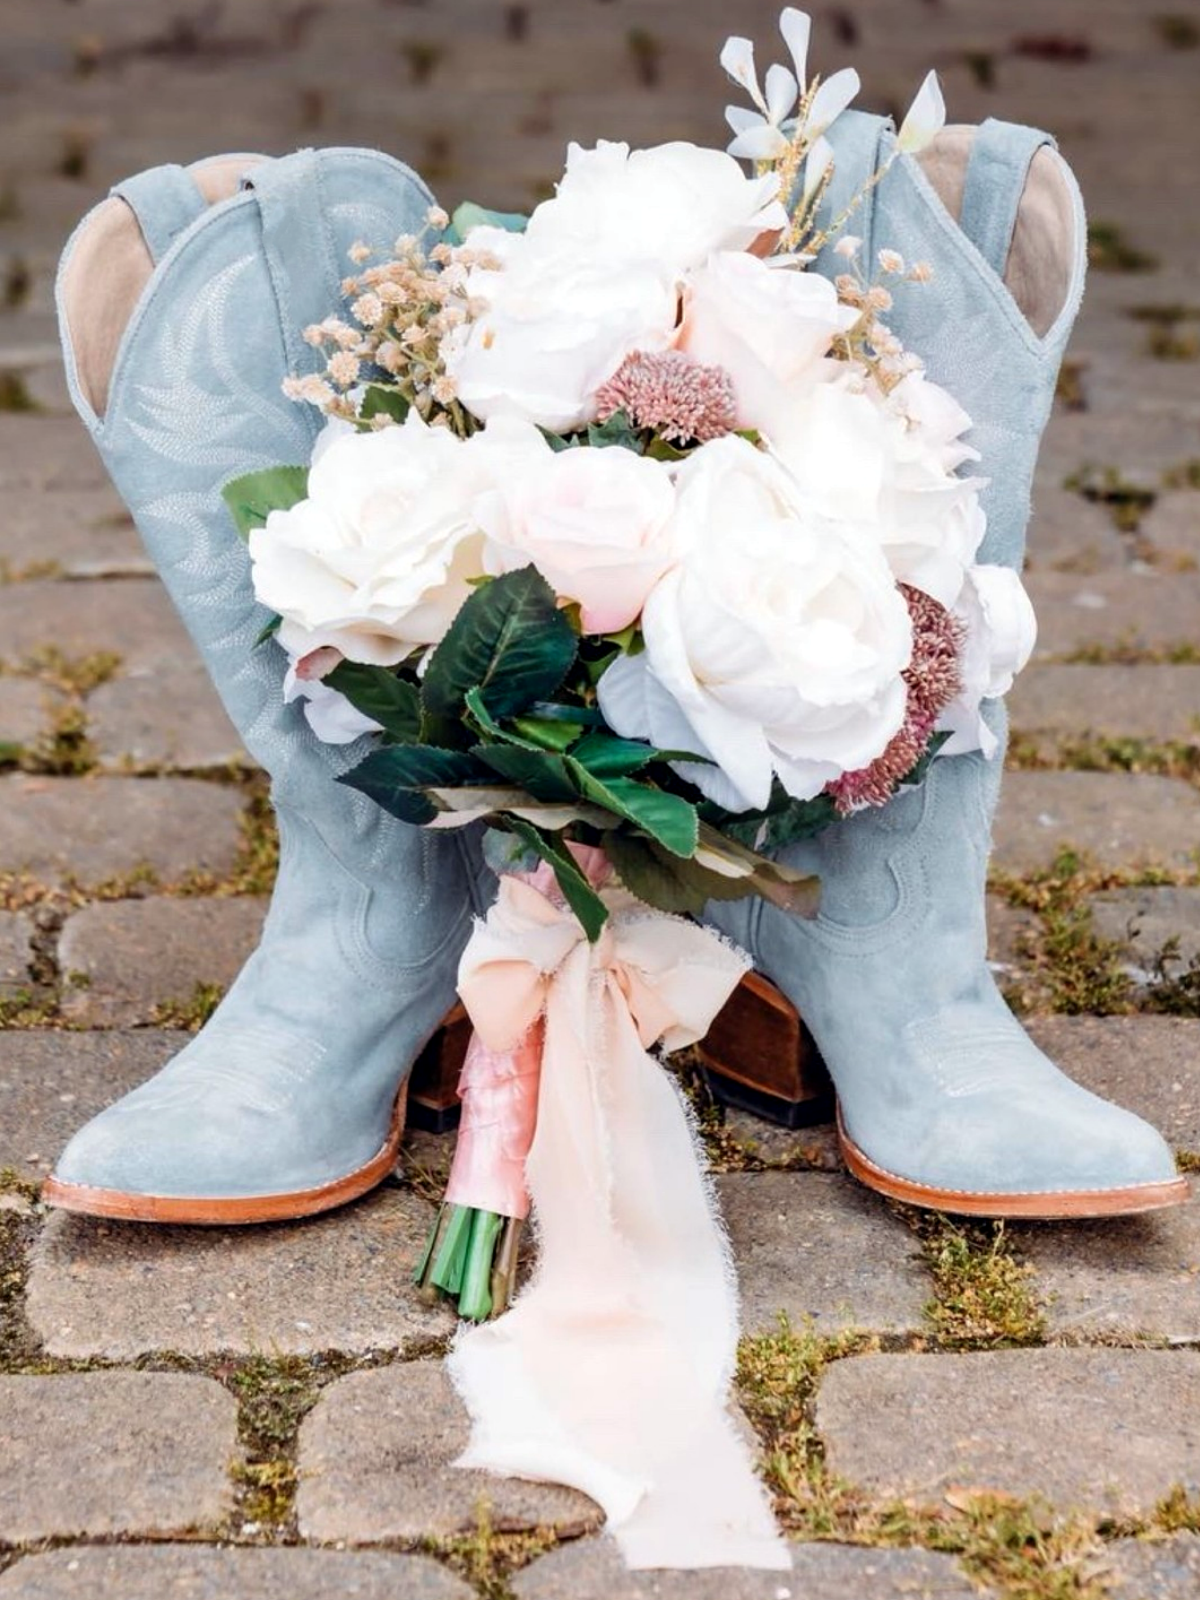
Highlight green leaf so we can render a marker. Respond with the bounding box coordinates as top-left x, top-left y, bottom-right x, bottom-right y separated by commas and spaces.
571, 730, 707, 779
899, 730, 953, 790
464, 686, 544, 750
537, 427, 580, 454
510, 715, 584, 752
446, 202, 528, 246
360, 385, 410, 425
473, 742, 578, 803
587, 409, 643, 453
421, 565, 577, 722
566, 759, 698, 858
337, 744, 482, 824
503, 816, 609, 942
697, 822, 822, 918
221, 466, 309, 539
325, 661, 421, 743
529, 700, 606, 727
254, 613, 283, 647
604, 831, 755, 917
644, 437, 690, 462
